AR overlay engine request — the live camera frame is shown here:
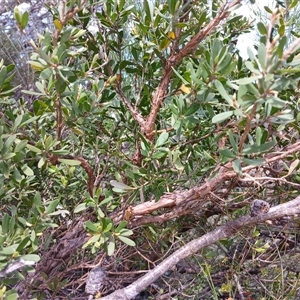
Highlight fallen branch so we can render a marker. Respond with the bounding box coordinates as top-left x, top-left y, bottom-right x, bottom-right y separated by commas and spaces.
102, 196, 300, 300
